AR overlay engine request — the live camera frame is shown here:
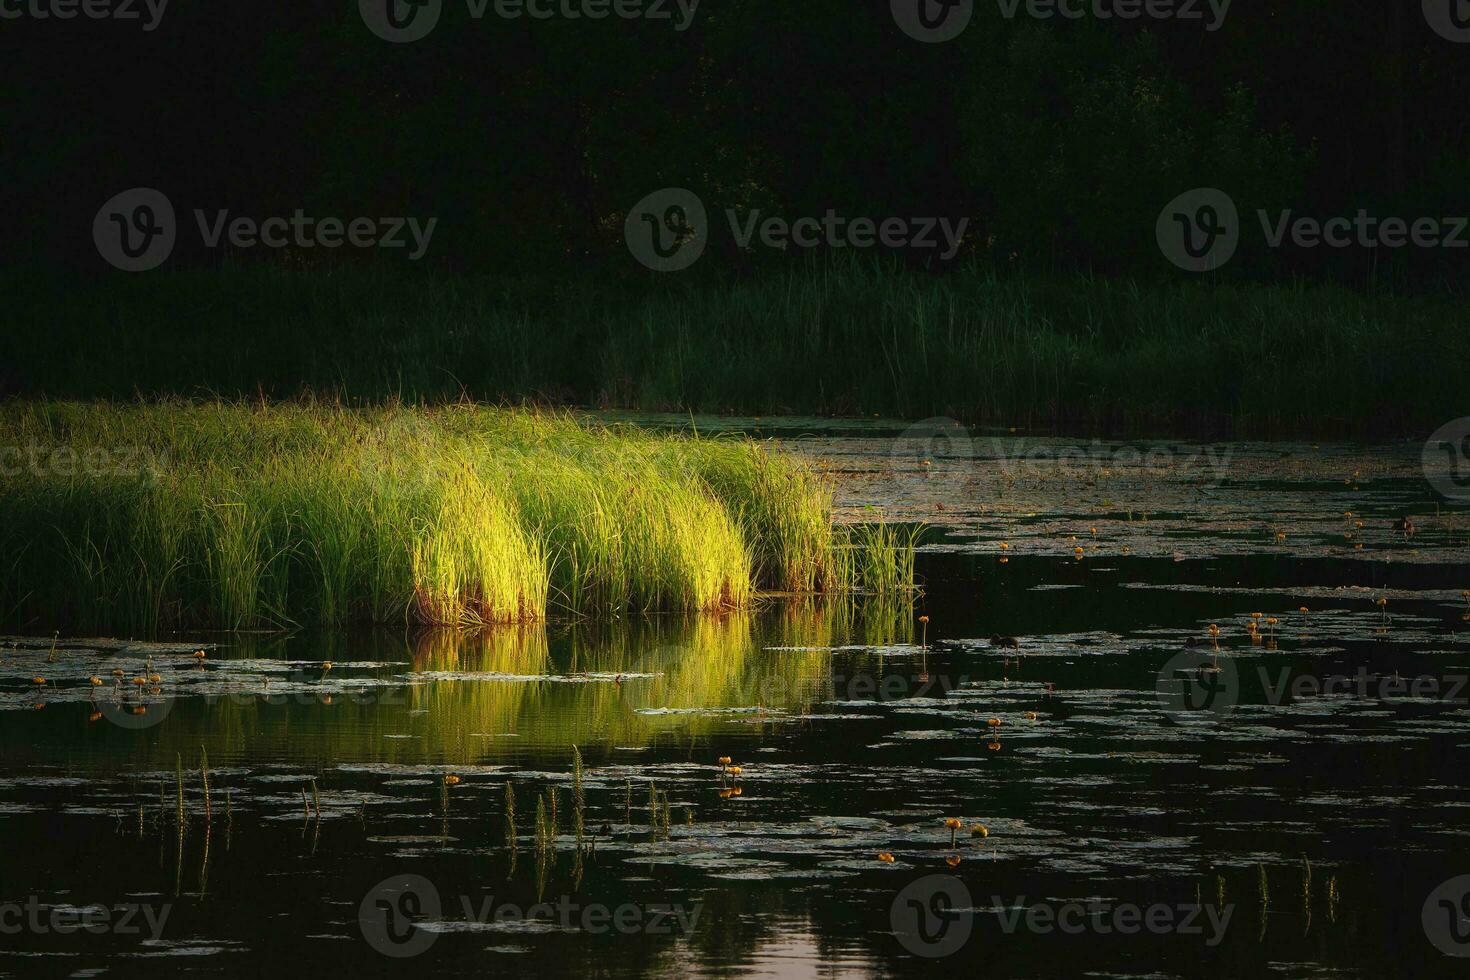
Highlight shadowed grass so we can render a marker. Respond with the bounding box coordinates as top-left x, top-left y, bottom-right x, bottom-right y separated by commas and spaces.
0, 401, 914, 632
6, 258, 1466, 435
